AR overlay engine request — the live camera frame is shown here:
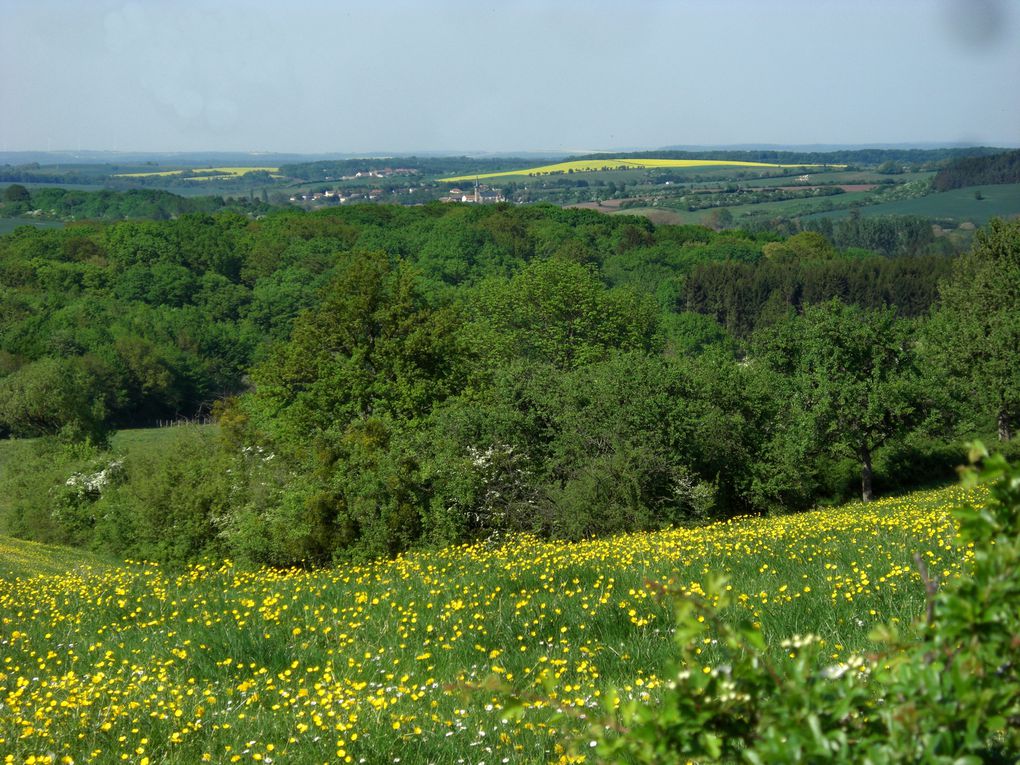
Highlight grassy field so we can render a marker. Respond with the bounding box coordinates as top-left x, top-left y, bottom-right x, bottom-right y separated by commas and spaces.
804, 183, 1020, 224
0, 426, 216, 472
0, 435, 36, 473
110, 425, 218, 452
0, 535, 111, 580
440, 158, 843, 183
736, 170, 934, 188
611, 188, 878, 226
0, 481, 978, 764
